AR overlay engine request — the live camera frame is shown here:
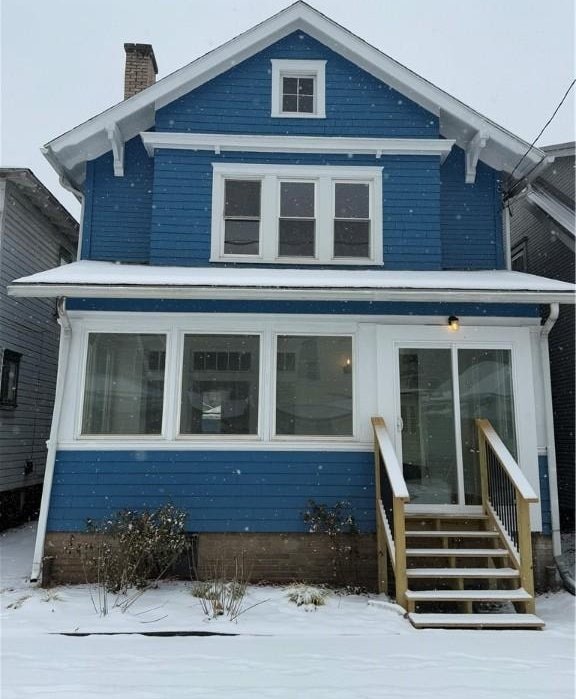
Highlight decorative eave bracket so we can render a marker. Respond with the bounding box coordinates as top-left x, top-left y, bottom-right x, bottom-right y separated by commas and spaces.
106, 124, 125, 177
465, 131, 489, 184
